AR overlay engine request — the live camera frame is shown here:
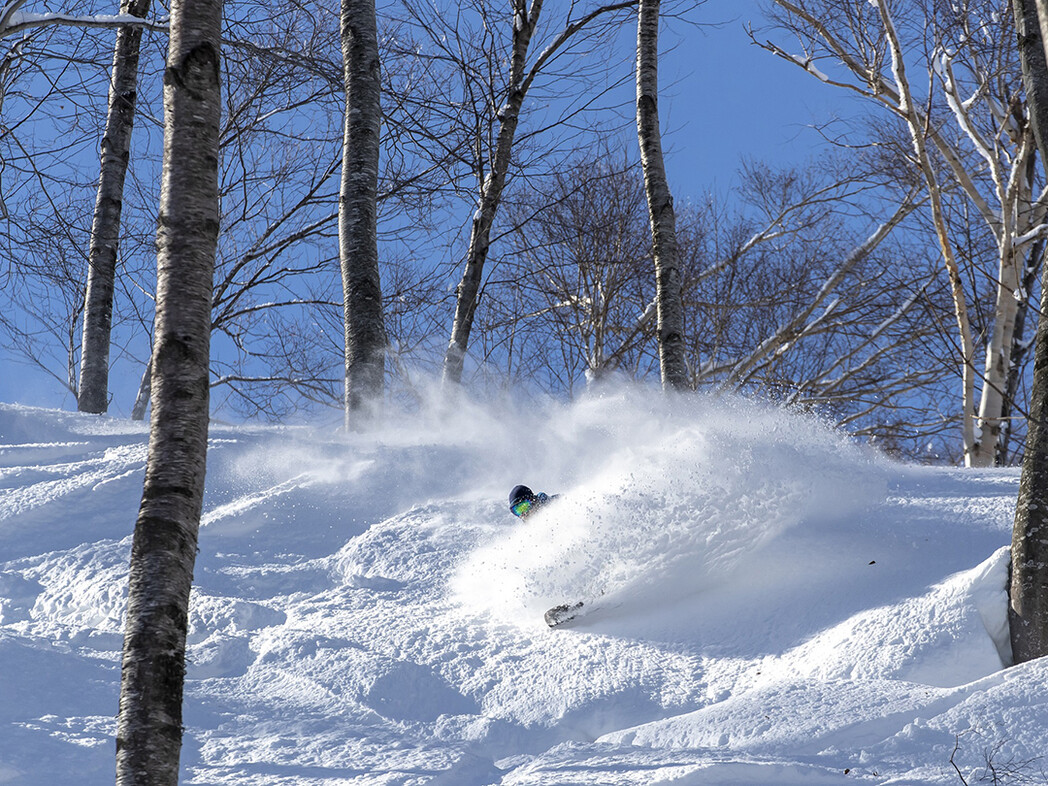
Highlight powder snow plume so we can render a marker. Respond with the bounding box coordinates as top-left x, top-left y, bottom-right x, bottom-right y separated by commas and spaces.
452, 387, 890, 622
